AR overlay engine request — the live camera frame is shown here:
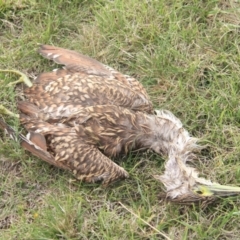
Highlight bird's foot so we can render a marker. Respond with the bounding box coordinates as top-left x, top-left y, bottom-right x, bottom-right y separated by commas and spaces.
0, 105, 19, 118
0, 69, 32, 87
0, 70, 27, 118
